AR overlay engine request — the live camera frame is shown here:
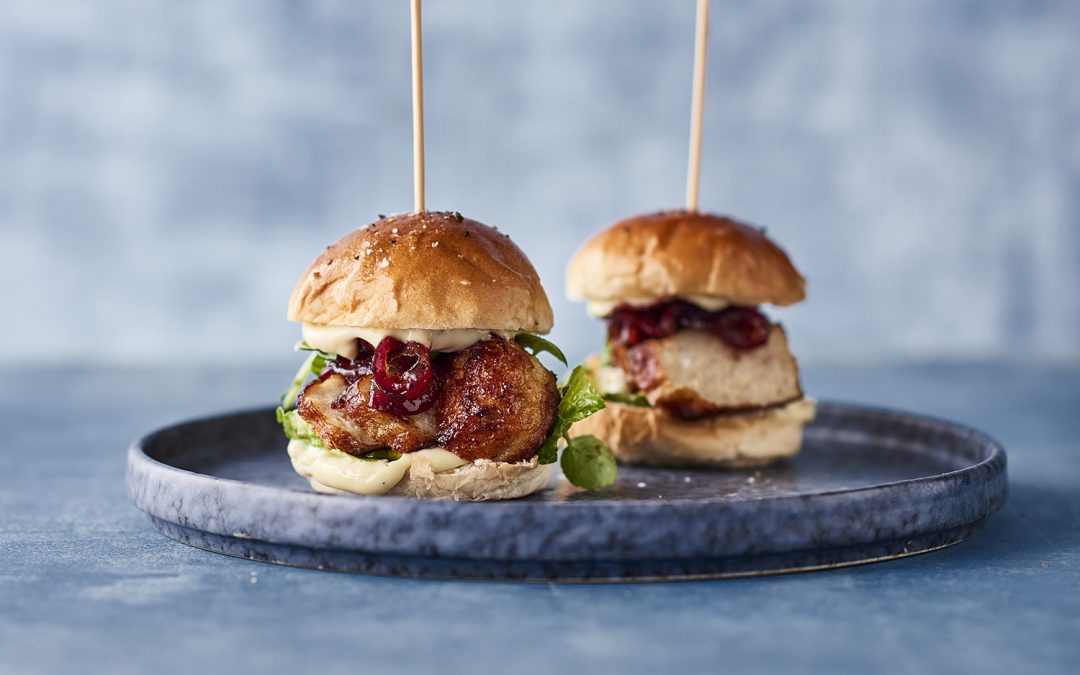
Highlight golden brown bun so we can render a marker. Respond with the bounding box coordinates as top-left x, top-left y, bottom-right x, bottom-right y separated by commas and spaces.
569, 398, 816, 468
566, 210, 805, 307
289, 211, 553, 332
388, 457, 551, 500
305, 457, 552, 501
